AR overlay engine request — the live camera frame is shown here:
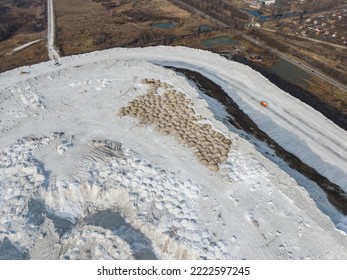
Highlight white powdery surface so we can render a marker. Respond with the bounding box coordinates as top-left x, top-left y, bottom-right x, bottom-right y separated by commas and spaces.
1, 46, 346, 192
0, 48, 346, 260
